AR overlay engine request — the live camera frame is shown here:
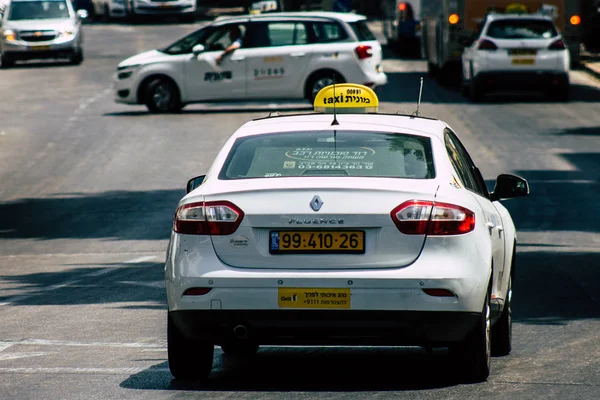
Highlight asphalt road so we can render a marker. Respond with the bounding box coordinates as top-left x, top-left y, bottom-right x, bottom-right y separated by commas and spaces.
1, 20, 599, 400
